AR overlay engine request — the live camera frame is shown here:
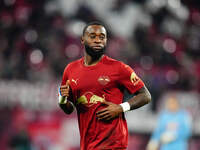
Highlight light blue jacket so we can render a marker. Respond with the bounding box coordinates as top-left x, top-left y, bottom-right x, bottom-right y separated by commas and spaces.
151, 110, 192, 150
